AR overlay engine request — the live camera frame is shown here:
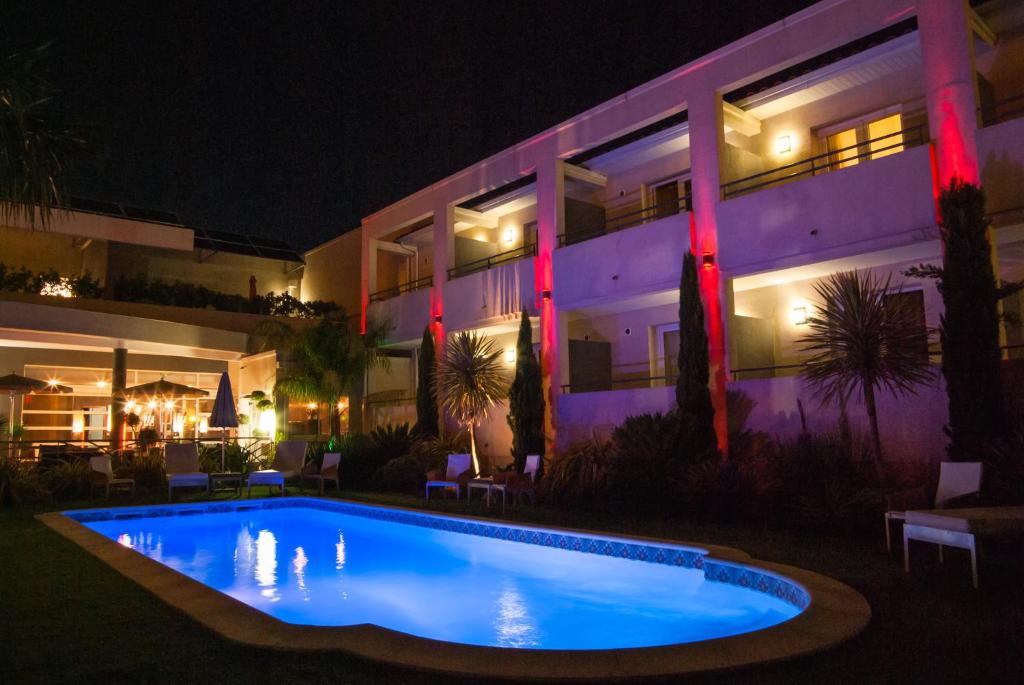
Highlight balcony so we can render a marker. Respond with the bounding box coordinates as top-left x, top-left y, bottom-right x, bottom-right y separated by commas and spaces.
978, 114, 1024, 220
444, 255, 535, 331
557, 192, 691, 247
367, 285, 431, 344
553, 211, 688, 308
447, 243, 536, 280
721, 125, 927, 200
368, 274, 432, 304
717, 141, 936, 273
